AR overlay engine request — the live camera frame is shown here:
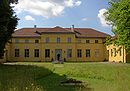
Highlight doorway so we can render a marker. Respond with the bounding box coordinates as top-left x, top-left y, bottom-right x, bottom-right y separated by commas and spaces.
55, 49, 62, 61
